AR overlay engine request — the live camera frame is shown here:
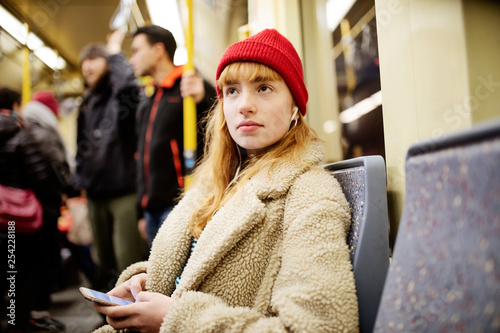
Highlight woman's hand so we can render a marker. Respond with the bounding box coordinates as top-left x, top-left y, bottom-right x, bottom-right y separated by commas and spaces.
101, 273, 148, 303
94, 291, 176, 333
